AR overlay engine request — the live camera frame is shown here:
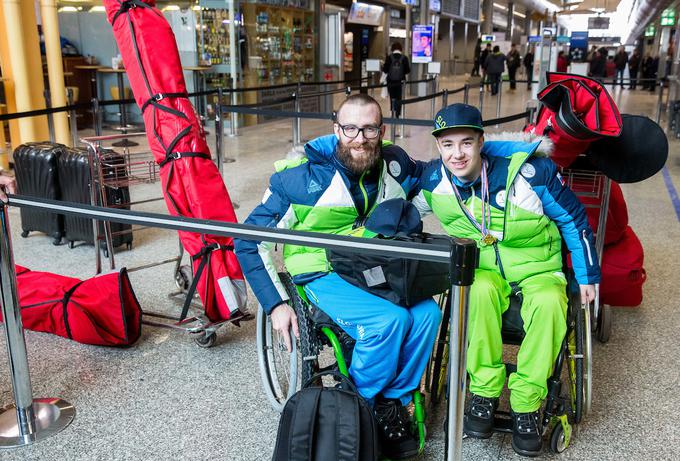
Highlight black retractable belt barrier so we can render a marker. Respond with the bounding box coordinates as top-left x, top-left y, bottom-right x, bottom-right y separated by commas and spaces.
6, 190, 477, 460
217, 104, 530, 129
